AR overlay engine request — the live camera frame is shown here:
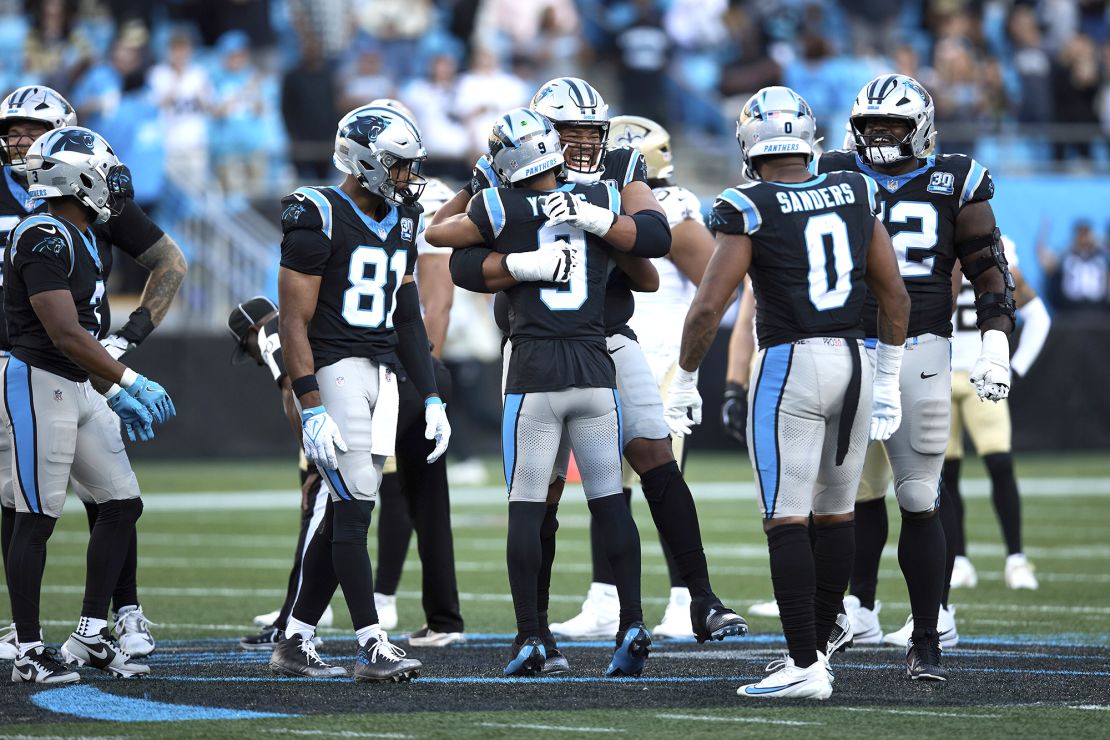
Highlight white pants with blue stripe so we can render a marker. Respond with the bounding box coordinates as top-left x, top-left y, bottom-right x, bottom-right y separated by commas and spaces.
312, 357, 387, 503
747, 338, 872, 520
